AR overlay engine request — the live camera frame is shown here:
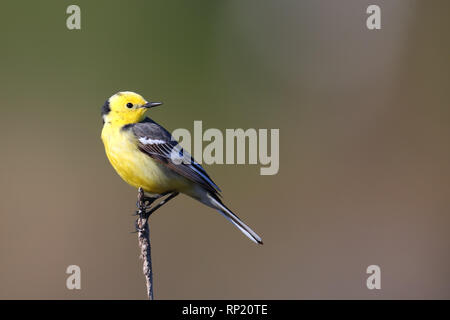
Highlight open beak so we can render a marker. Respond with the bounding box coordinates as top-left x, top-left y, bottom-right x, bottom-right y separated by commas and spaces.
142, 102, 163, 108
